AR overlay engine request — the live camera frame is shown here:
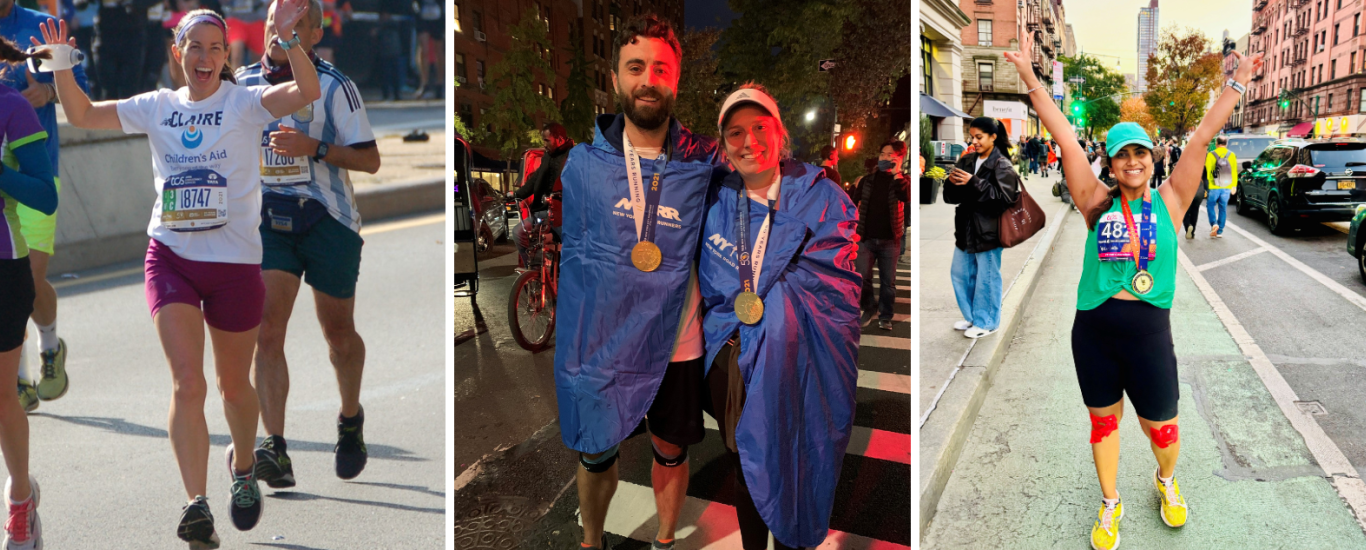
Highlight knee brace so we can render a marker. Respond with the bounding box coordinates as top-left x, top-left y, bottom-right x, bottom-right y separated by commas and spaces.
651, 440, 688, 468
1150, 424, 1179, 449
1089, 413, 1119, 444
579, 445, 619, 473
